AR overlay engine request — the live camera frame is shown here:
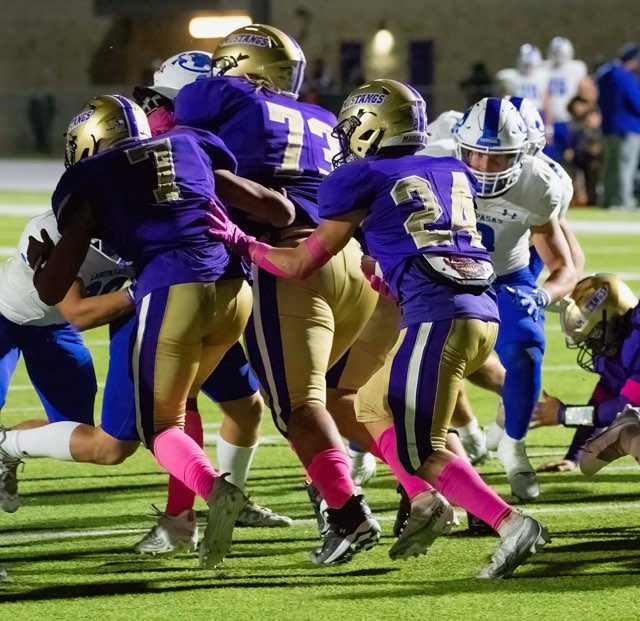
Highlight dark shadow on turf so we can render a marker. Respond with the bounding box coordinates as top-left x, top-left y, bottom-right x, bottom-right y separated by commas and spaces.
0, 567, 401, 602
